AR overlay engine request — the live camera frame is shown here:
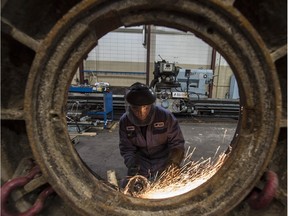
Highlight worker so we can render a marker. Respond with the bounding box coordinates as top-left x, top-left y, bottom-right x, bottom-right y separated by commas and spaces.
119, 82, 185, 188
